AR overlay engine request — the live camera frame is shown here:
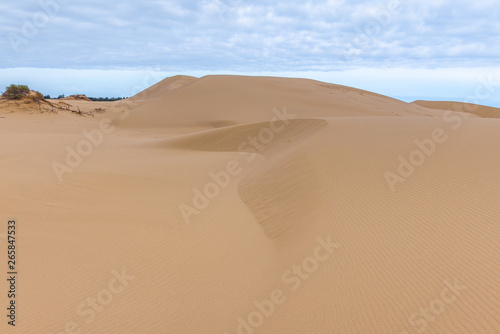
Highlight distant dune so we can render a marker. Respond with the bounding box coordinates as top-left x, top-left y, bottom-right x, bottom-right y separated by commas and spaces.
413, 100, 500, 118
0, 75, 498, 334
61, 94, 92, 101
